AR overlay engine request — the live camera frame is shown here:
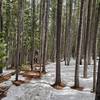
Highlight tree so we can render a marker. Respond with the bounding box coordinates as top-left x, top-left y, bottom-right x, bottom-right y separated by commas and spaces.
50, 0, 56, 62
61, 7, 65, 59
66, 0, 73, 65
0, 0, 3, 32
30, 0, 35, 71
74, 0, 84, 88
0, 0, 3, 73
80, 0, 88, 65
39, 0, 45, 72
95, 55, 100, 100
0, 33, 6, 74
64, 1, 68, 65
15, 0, 24, 81
90, 0, 97, 89
95, 8, 100, 95
93, 2, 100, 92
10, 0, 17, 69
53, 0, 63, 86
42, 0, 50, 73
88, 0, 96, 65
5, 0, 11, 68
83, 0, 92, 78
